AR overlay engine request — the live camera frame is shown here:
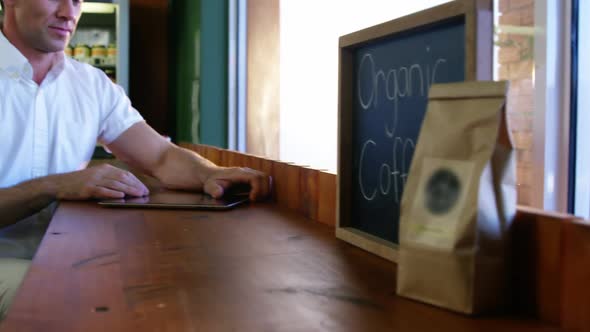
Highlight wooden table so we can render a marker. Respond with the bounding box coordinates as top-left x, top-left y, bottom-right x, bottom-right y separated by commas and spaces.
0, 201, 563, 332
